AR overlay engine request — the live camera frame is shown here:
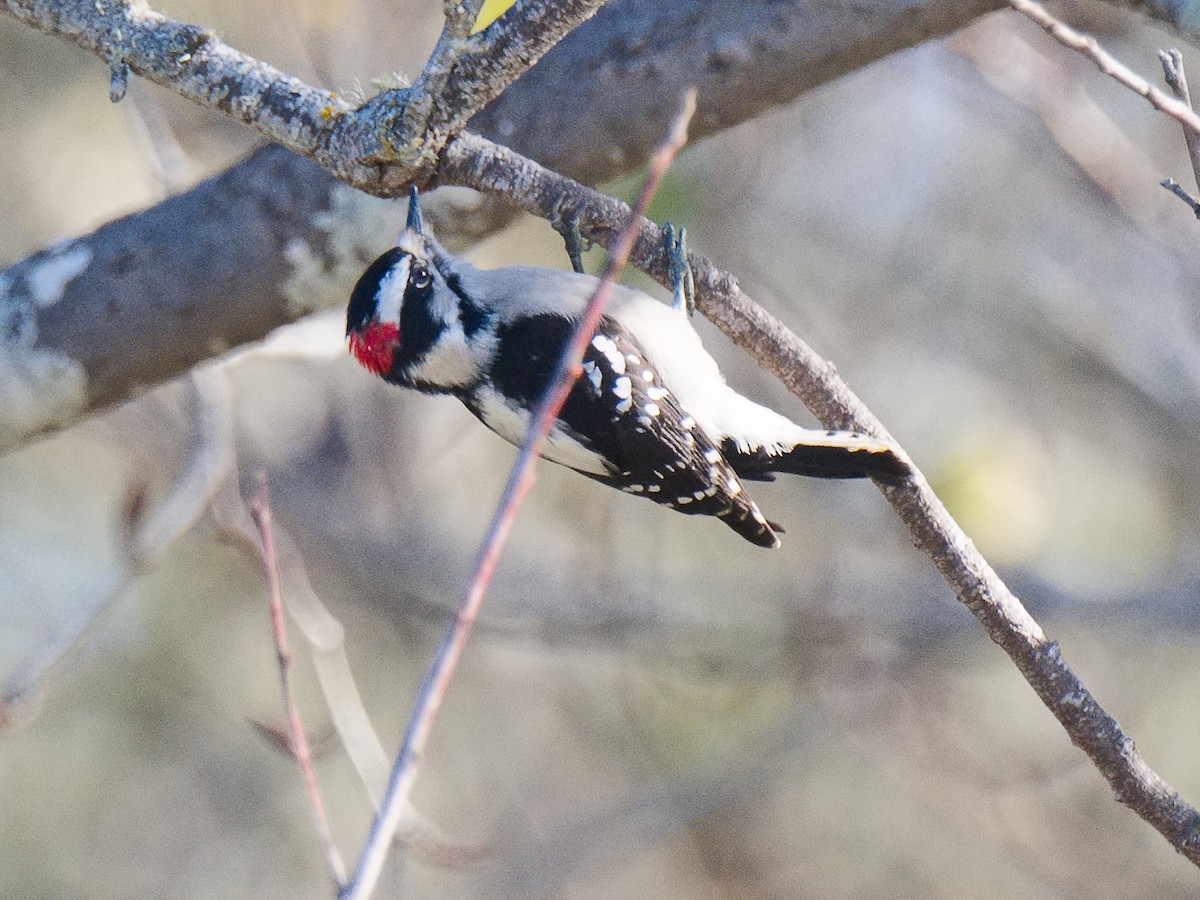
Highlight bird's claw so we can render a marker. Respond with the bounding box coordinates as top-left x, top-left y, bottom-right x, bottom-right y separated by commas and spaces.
552, 211, 587, 275
663, 222, 695, 317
